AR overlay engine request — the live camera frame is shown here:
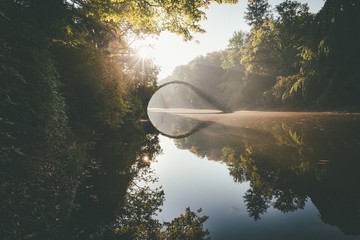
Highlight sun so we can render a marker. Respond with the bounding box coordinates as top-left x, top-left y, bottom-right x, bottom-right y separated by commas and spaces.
142, 155, 150, 163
